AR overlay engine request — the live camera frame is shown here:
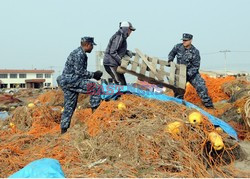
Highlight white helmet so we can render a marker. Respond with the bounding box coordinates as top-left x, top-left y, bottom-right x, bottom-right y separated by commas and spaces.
119, 21, 136, 31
